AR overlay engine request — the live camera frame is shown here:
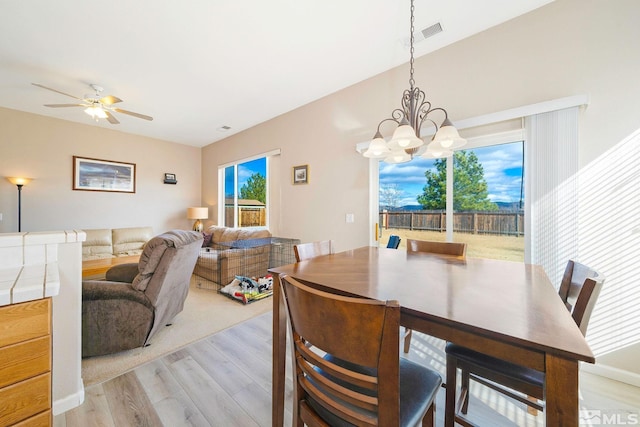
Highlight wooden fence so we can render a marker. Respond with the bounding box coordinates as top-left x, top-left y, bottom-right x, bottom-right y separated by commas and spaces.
225, 207, 266, 227
380, 210, 524, 236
